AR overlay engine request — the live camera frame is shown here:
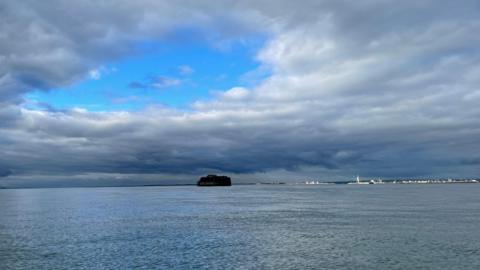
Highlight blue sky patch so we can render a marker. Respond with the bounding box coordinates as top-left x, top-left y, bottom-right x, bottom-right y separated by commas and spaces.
25, 37, 269, 111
